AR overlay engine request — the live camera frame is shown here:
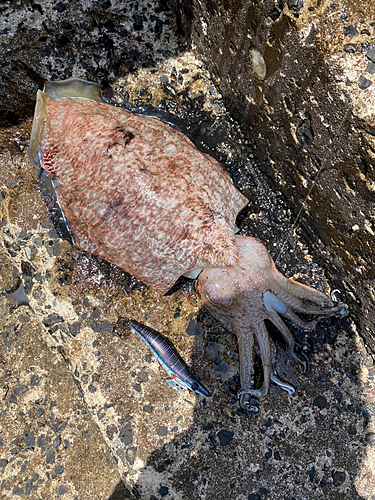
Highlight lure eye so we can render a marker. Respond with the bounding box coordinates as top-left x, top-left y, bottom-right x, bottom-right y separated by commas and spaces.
191, 382, 198, 392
